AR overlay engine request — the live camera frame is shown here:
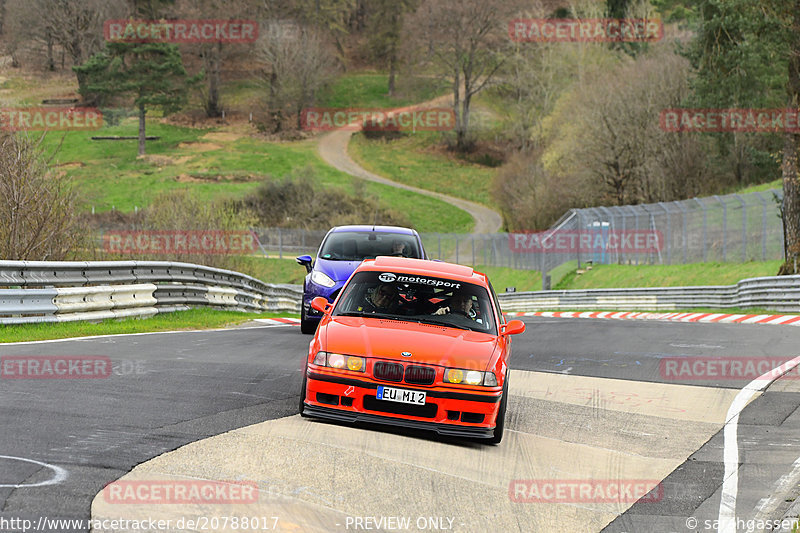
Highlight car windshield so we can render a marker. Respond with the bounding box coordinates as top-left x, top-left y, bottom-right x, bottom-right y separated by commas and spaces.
333, 271, 496, 335
318, 231, 422, 261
